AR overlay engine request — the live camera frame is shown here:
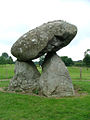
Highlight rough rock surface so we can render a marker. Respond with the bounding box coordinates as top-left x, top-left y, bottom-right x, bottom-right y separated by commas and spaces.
9, 61, 40, 92
11, 20, 77, 61
39, 53, 75, 97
